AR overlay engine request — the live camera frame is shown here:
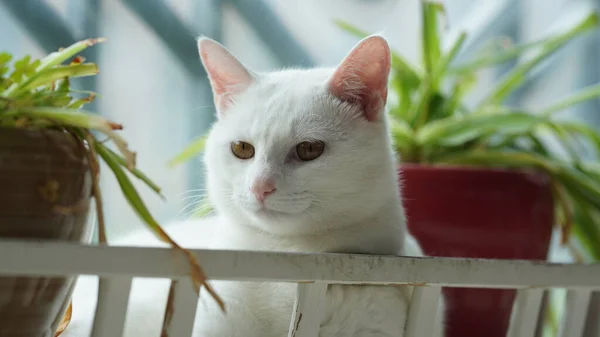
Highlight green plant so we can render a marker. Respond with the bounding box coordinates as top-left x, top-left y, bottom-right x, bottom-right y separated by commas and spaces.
0, 39, 222, 309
